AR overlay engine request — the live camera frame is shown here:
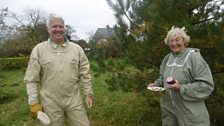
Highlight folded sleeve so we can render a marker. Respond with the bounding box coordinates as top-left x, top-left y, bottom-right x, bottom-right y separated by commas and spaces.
154, 54, 170, 87
78, 48, 93, 96
180, 52, 214, 101
24, 46, 41, 104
